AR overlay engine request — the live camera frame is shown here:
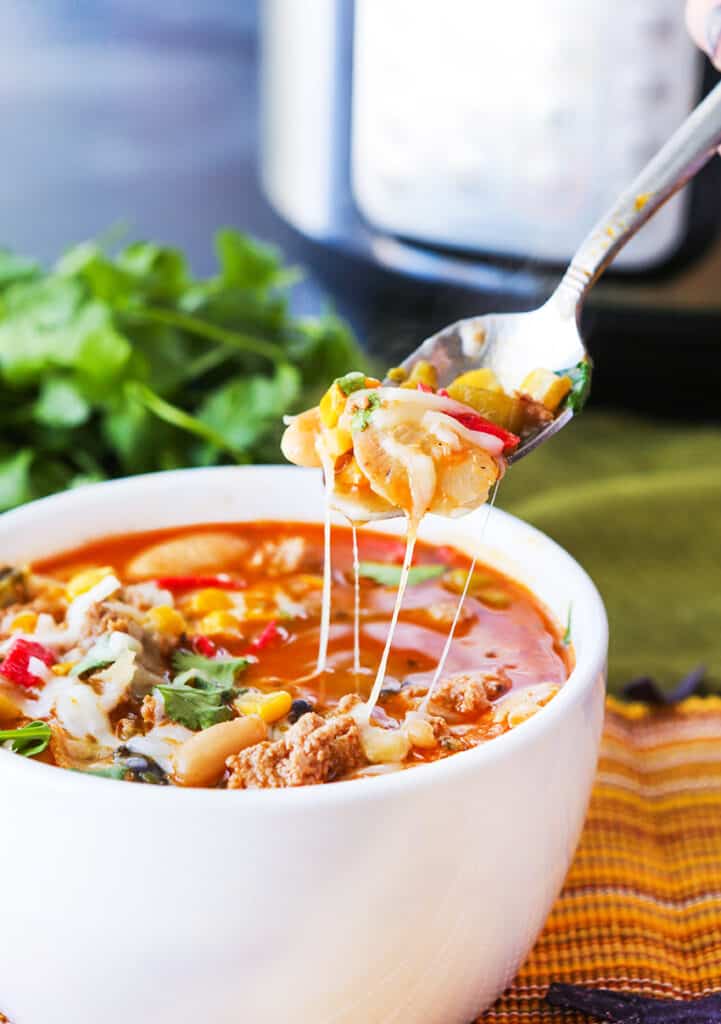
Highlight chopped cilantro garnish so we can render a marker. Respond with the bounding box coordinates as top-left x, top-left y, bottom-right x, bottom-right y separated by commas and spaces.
159, 650, 248, 730
171, 650, 249, 688
0, 720, 51, 757
560, 360, 592, 413
351, 391, 381, 432
70, 634, 120, 678
157, 681, 236, 731
358, 562, 446, 587
335, 371, 367, 396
